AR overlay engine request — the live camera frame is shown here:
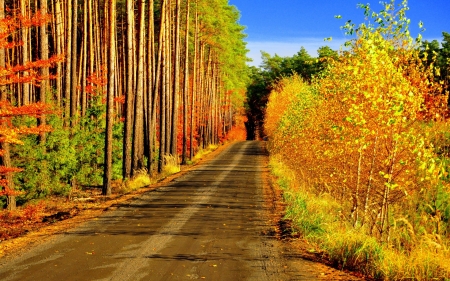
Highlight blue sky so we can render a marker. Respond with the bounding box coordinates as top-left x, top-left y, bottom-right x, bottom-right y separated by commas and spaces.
227, 0, 450, 67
